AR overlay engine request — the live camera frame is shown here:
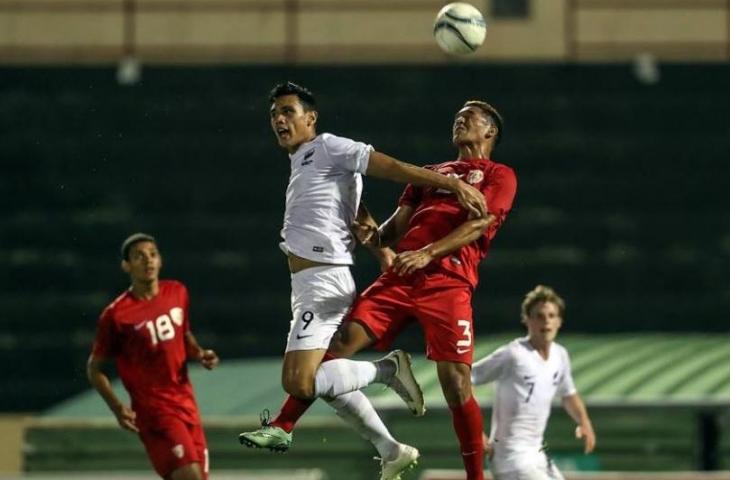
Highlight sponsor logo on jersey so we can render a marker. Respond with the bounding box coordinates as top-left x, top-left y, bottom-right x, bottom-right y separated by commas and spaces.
467, 169, 484, 184
172, 444, 185, 458
296, 334, 313, 340
312, 246, 324, 253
